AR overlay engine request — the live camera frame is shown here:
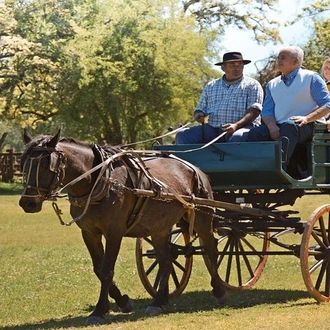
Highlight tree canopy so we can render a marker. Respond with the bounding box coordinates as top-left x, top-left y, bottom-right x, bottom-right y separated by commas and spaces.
0, 0, 328, 149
